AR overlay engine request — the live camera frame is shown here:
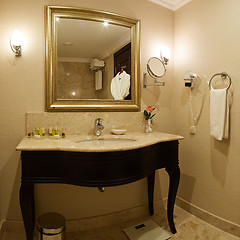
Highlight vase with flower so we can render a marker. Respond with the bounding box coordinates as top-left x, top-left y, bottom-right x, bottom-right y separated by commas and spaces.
144, 106, 156, 133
